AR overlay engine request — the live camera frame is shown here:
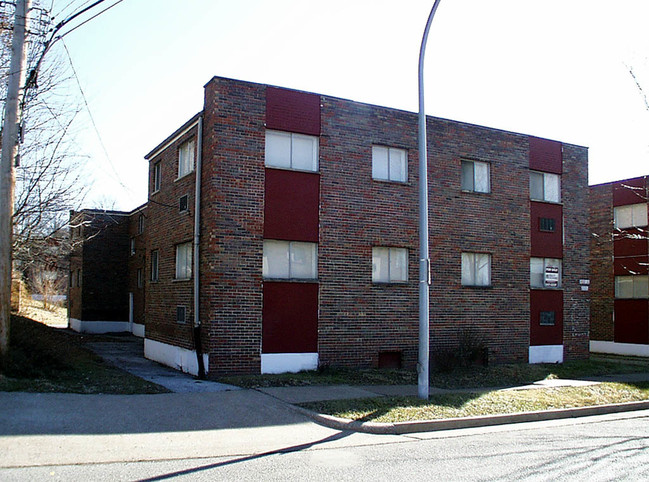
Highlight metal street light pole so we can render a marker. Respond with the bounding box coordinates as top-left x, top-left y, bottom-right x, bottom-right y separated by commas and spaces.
417, 0, 443, 400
